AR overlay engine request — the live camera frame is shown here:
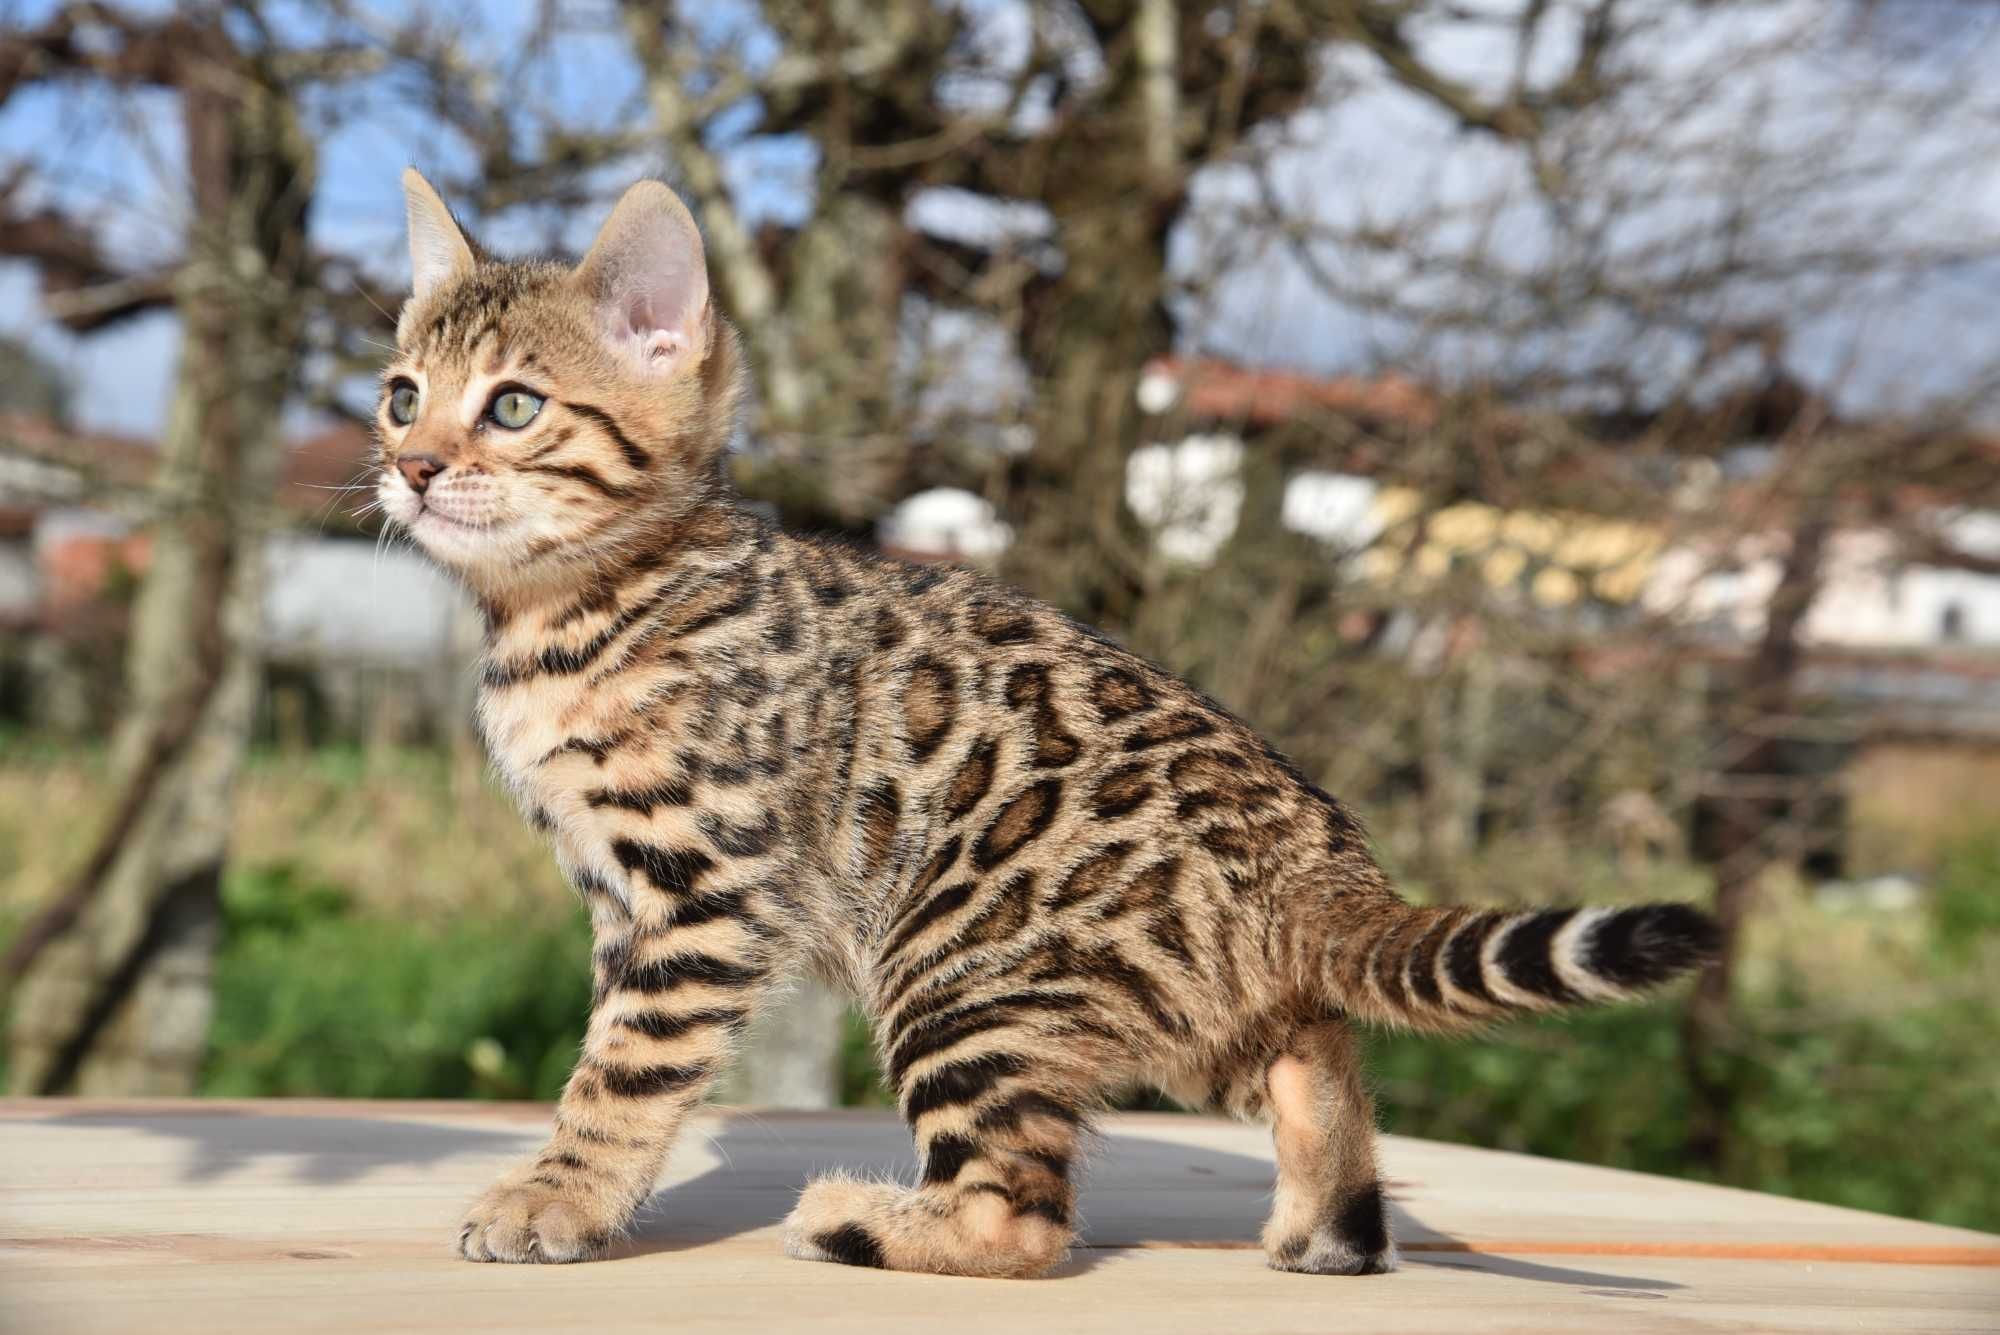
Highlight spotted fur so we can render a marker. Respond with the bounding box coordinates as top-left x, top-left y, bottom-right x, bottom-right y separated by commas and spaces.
381, 173, 1719, 1280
